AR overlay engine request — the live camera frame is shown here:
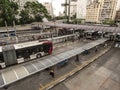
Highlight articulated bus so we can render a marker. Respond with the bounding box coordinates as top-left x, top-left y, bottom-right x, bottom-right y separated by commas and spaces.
84, 30, 99, 40
115, 33, 120, 41
0, 40, 53, 68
